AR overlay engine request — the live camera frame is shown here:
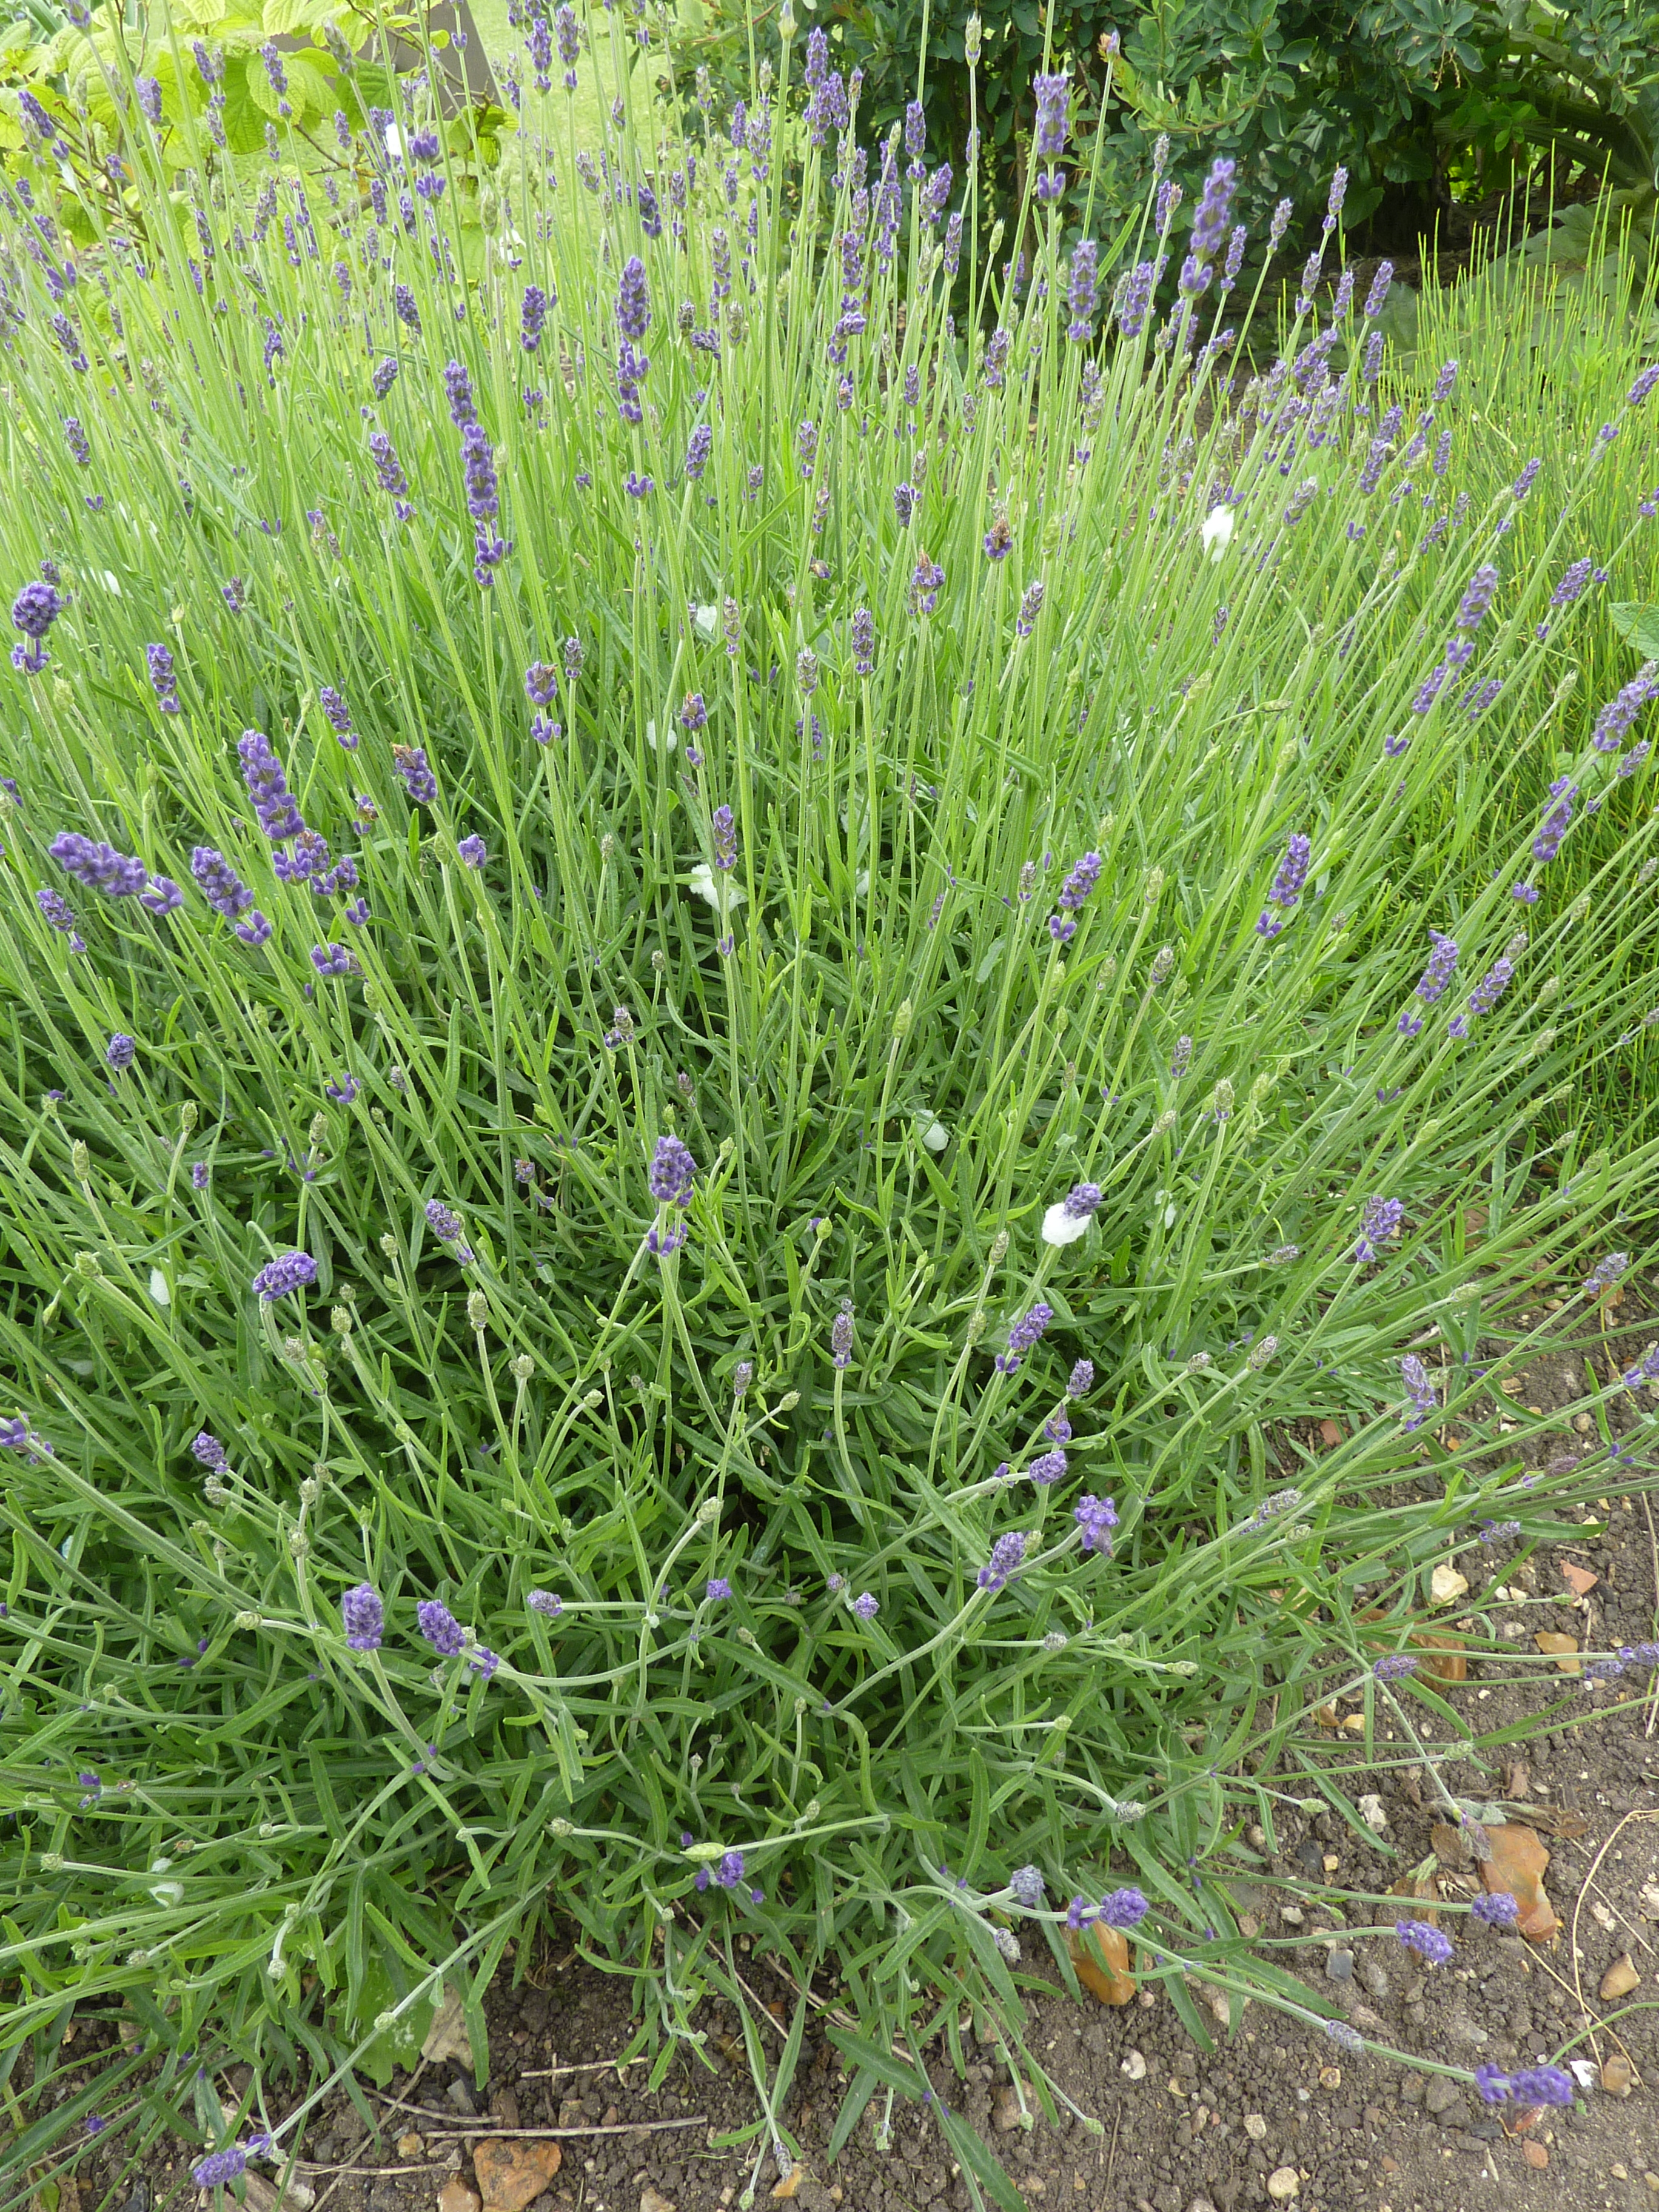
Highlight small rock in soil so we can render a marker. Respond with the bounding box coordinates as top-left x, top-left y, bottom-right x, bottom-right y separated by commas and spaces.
1265, 2169, 1299, 2201
473, 2139, 563, 2212
437, 2185, 480, 2212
